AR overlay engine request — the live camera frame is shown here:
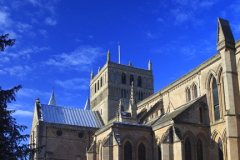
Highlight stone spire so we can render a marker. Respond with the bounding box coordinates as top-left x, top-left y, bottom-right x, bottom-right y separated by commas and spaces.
217, 17, 235, 51
84, 97, 90, 110
91, 70, 94, 80
148, 60, 152, 70
48, 90, 57, 106
107, 50, 111, 62
129, 82, 137, 119
129, 61, 132, 66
